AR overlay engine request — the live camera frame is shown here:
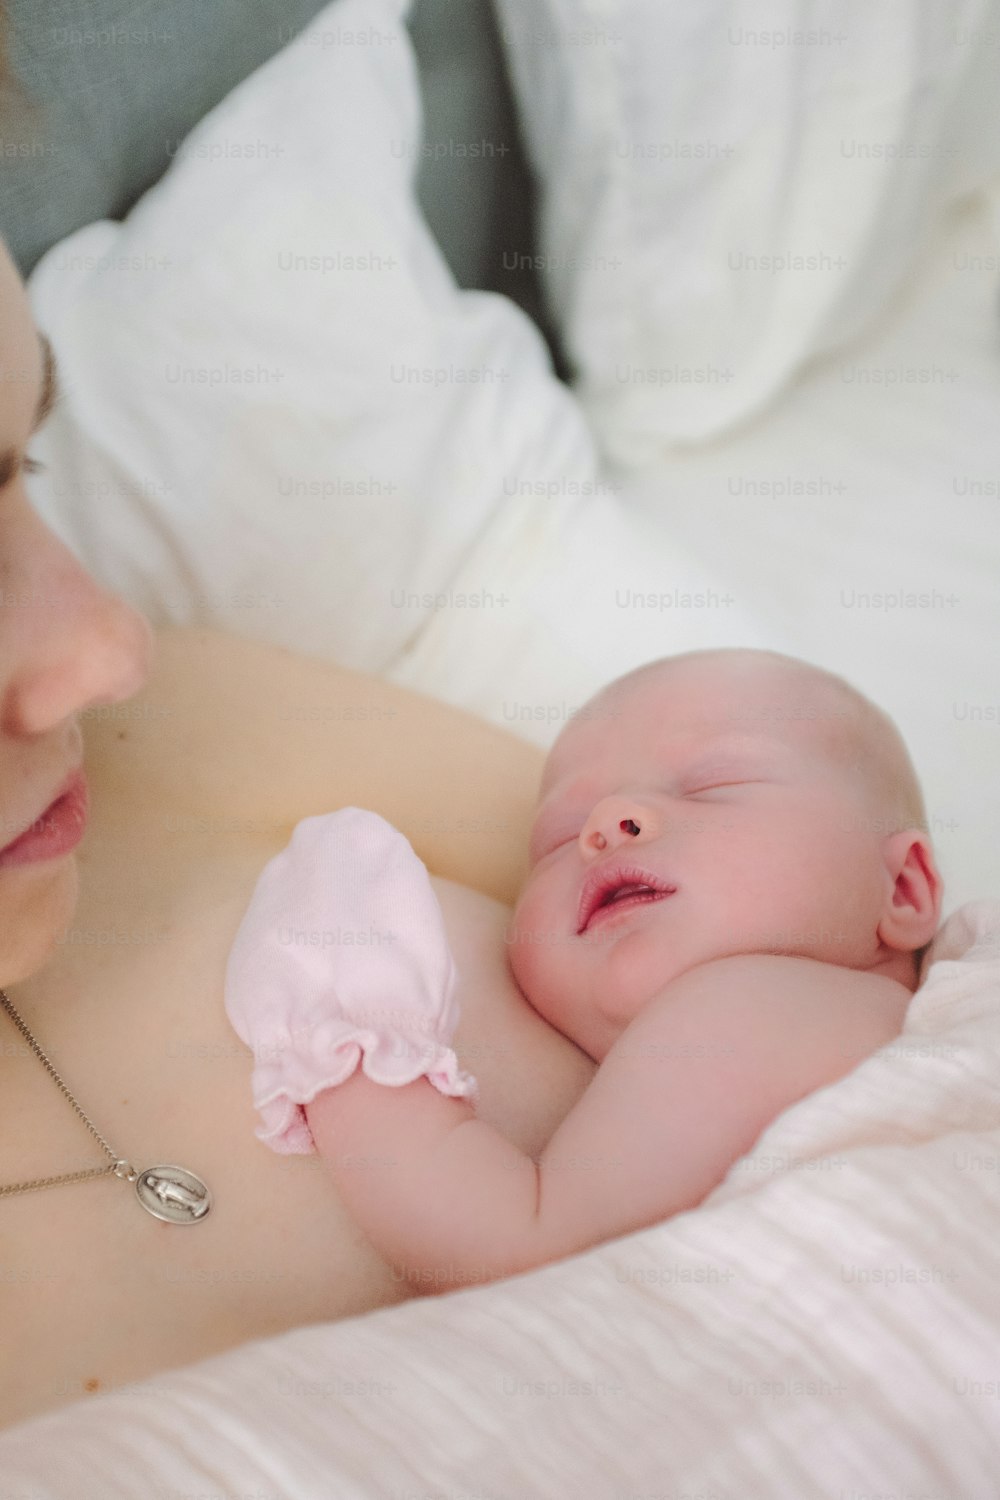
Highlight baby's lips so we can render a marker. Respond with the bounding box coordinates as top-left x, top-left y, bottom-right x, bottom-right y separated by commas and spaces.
576, 860, 678, 933
578, 886, 677, 936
